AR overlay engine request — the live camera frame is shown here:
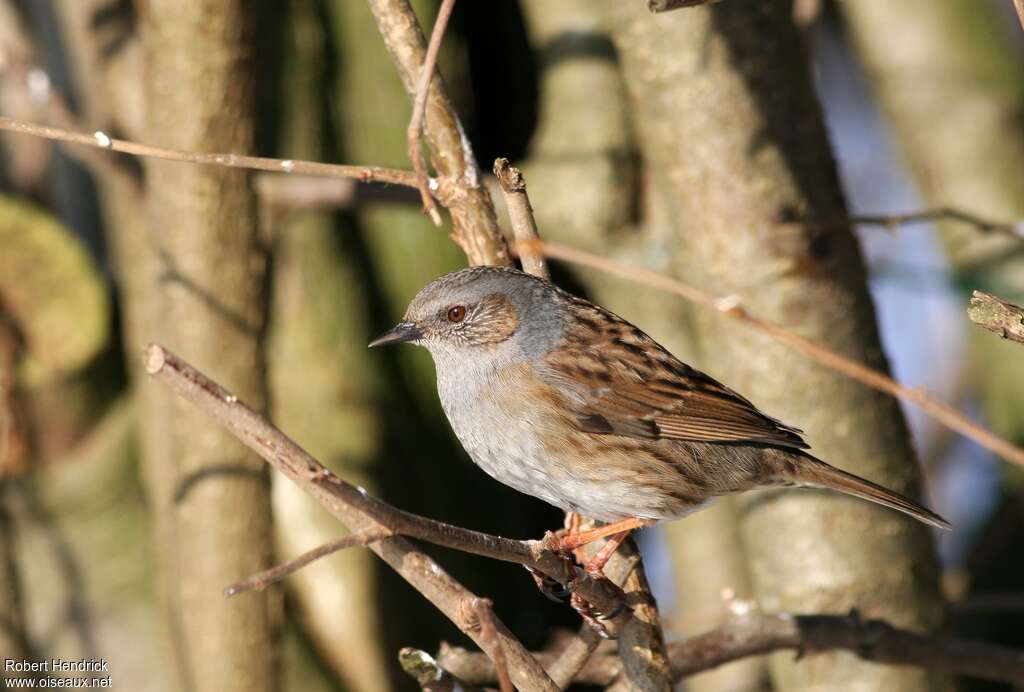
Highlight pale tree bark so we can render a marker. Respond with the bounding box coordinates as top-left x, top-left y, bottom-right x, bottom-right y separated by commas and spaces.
266, 2, 392, 689
839, 0, 1024, 442
140, 2, 277, 691
605, 3, 950, 692
515, 4, 767, 690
